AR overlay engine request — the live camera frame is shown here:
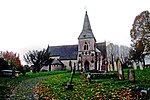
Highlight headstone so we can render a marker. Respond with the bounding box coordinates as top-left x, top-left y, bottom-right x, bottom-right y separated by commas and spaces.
128, 69, 135, 81
133, 61, 137, 70
117, 58, 124, 80
87, 73, 91, 83
139, 62, 143, 70
99, 56, 103, 71
110, 64, 113, 71
107, 63, 110, 71
114, 61, 117, 71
